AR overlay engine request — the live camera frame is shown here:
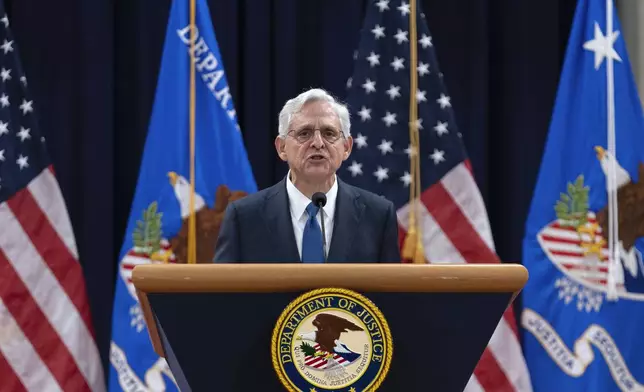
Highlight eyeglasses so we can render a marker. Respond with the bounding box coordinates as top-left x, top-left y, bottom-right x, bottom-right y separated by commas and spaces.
288, 128, 343, 144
